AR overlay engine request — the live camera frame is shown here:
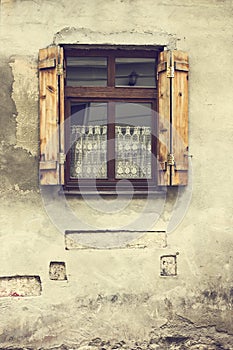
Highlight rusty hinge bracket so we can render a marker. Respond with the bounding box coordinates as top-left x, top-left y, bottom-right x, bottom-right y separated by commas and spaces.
167, 65, 174, 78
58, 152, 66, 165
167, 153, 175, 166
57, 63, 64, 76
